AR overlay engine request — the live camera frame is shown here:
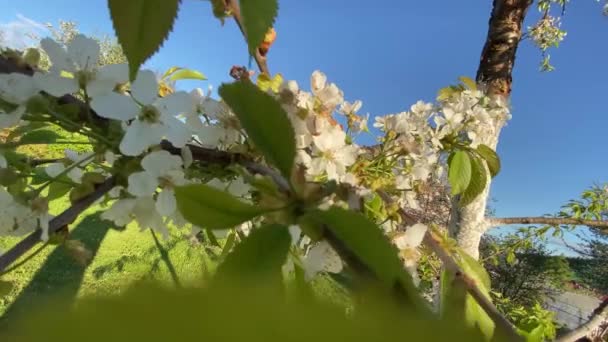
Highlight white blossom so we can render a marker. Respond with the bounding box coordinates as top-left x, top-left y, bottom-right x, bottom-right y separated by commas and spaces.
91, 70, 192, 156
34, 35, 128, 98
102, 197, 169, 238
393, 223, 428, 250
303, 241, 343, 280
309, 124, 358, 180
127, 150, 187, 216
0, 73, 40, 128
